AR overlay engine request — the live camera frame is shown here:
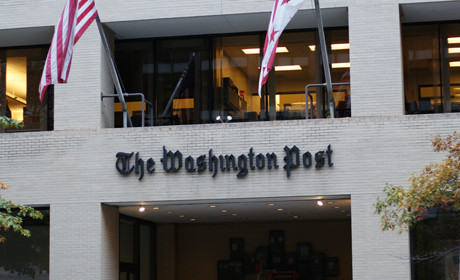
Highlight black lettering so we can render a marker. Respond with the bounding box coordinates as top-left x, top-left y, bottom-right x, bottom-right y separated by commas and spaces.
326, 144, 333, 167
256, 153, 265, 169
248, 148, 256, 170
115, 152, 134, 175
185, 156, 196, 172
147, 158, 155, 173
266, 153, 279, 169
209, 149, 218, 177
303, 152, 312, 168
161, 146, 182, 172
283, 146, 300, 177
197, 155, 207, 172
135, 152, 144, 180
237, 155, 248, 177
315, 151, 325, 168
